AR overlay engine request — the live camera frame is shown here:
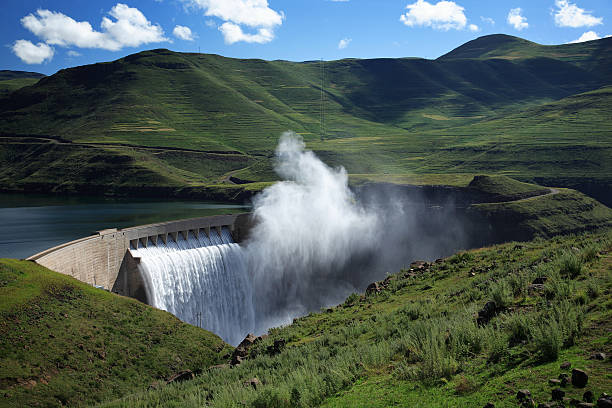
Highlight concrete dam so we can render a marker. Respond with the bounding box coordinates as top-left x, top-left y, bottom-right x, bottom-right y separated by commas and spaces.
28, 213, 252, 307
